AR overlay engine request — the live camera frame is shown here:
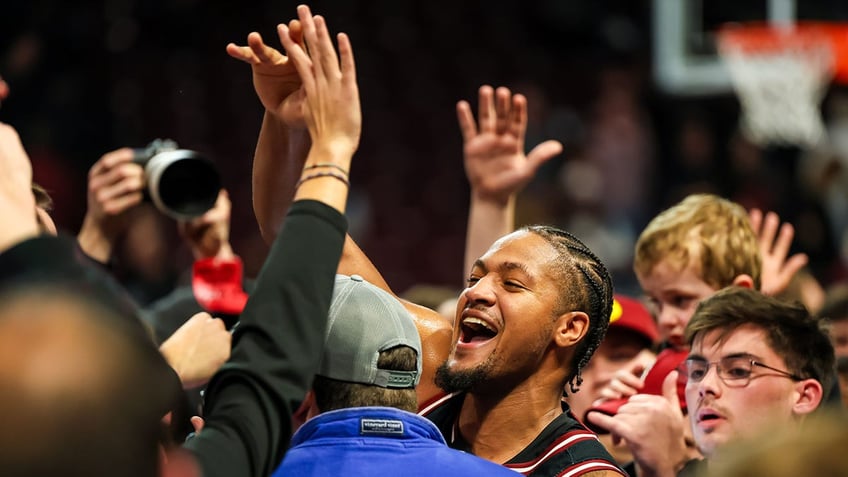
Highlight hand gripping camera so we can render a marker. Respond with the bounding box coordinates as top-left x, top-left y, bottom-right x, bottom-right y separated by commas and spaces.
133, 139, 221, 220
